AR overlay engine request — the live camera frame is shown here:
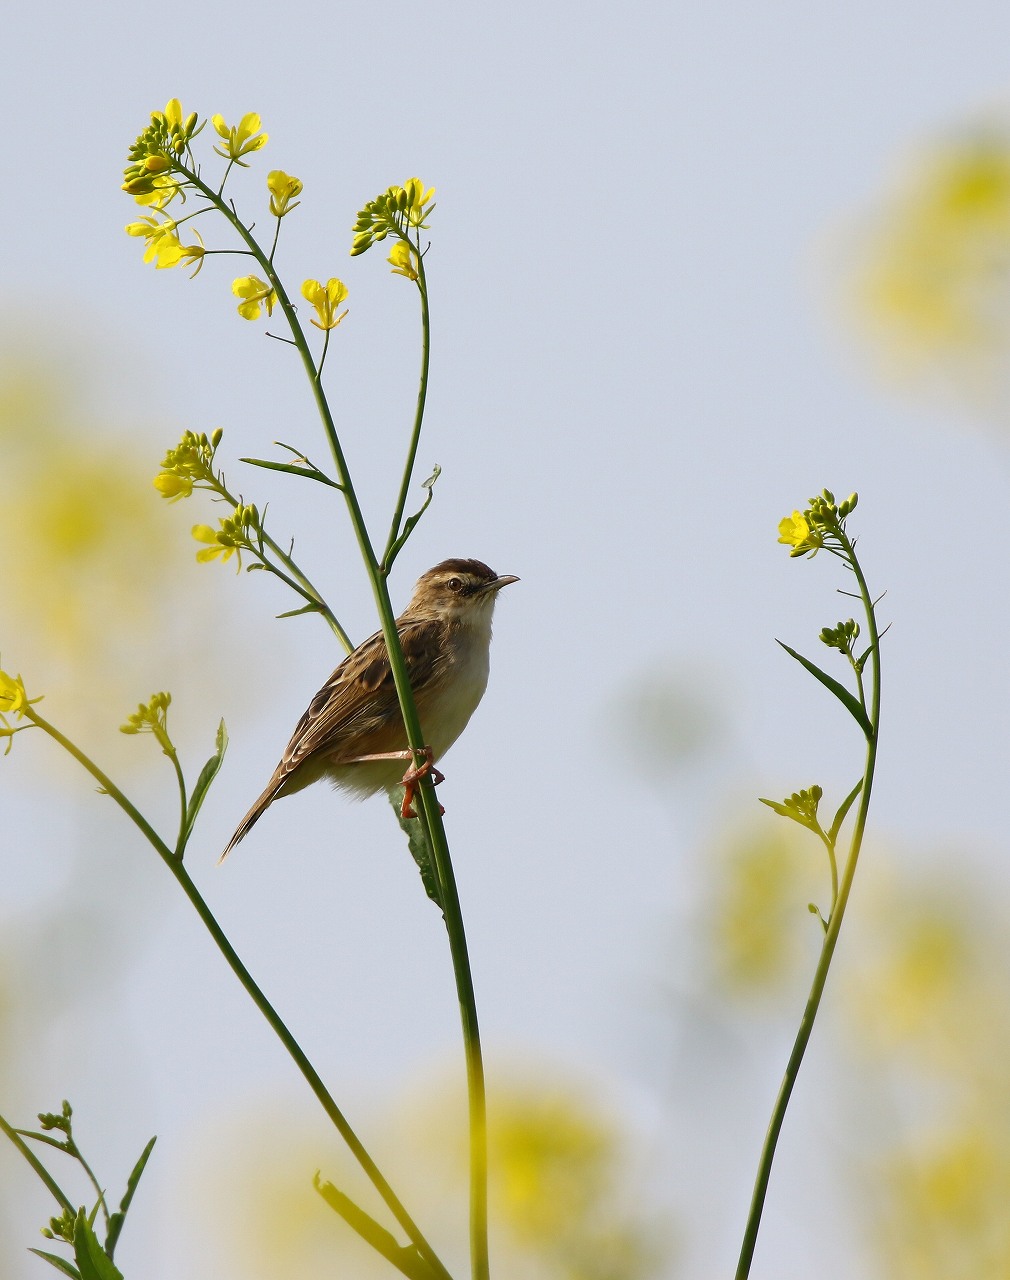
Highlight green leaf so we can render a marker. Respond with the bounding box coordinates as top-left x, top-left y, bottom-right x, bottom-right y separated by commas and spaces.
180, 722, 228, 850
384, 466, 440, 570
105, 1135, 156, 1259
71, 1215, 123, 1280
314, 1175, 437, 1280
27, 1249, 82, 1279
776, 641, 873, 737
828, 779, 863, 844
390, 794, 442, 909
275, 602, 323, 620
239, 456, 341, 488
